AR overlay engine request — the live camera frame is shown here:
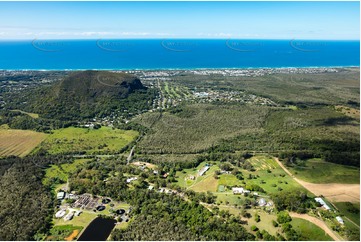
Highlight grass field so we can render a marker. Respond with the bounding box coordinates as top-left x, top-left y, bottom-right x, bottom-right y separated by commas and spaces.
244, 209, 280, 237
244, 156, 307, 194
175, 162, 219, 191
334, 202, 360, 225
0, 129, 47, 157
218, 174, 243, 187
40, 127, 138, 155
287, 158, 360, 184
291, 218, 333, 241
191, 174, 219, 192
